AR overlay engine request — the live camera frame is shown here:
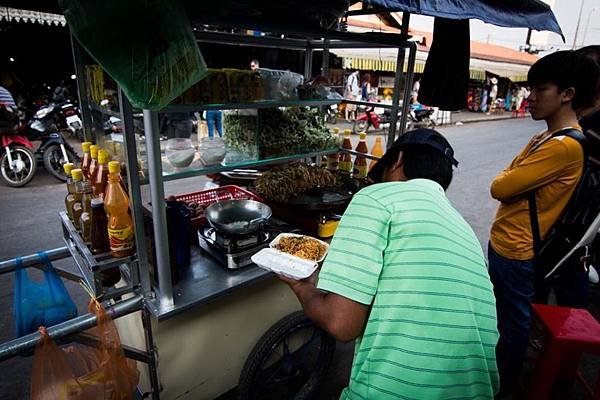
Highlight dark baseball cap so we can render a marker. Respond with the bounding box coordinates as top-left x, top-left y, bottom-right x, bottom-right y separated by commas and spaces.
368, 128, 459, 183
